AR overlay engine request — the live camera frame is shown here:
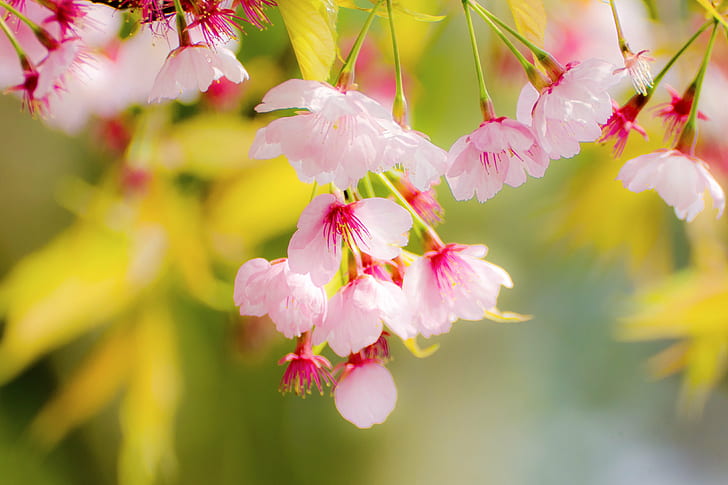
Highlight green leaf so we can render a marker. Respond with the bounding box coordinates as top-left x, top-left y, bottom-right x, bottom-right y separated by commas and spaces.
278, 0, 338, 81
337, 0, 445, 22
506, 0, 547, 47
